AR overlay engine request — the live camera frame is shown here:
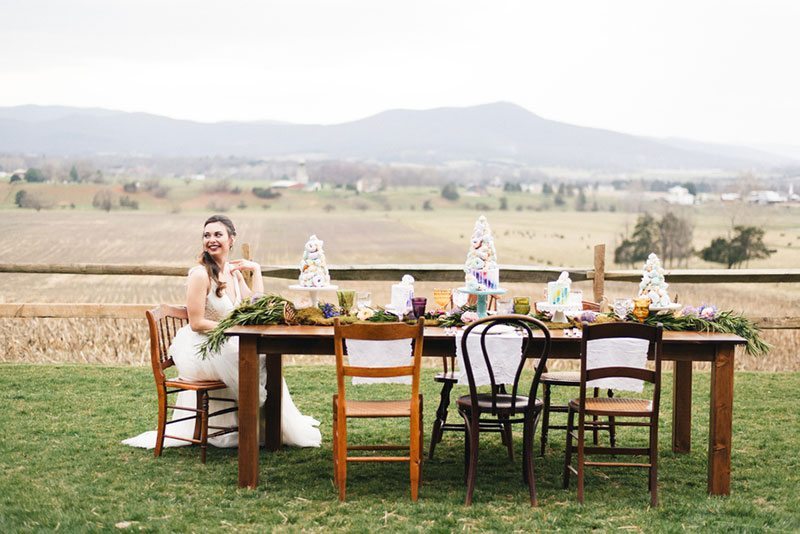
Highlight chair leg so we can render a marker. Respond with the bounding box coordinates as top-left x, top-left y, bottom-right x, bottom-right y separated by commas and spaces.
194, 390, 203, 442
155, 393, 167, 458
501, 415, 514, 461
200, 391, 209, 464
336, 419, 347, 502
577, 411, 585, 504
649, 416, 659, 507
540, 383, 551, 456
562, 406, 575, 489
592, 388, 599, 445
608, 390, 617, 447
332, 399, 338, 487
523, 417, 537, 506
410, 403, 422, 502
464, 414, 480, 506
428, 381, 454, 460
